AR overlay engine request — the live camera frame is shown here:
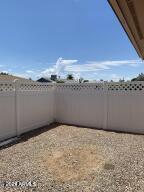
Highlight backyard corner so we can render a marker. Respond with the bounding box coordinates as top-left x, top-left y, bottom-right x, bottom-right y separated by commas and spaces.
0, 124, 144, 192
